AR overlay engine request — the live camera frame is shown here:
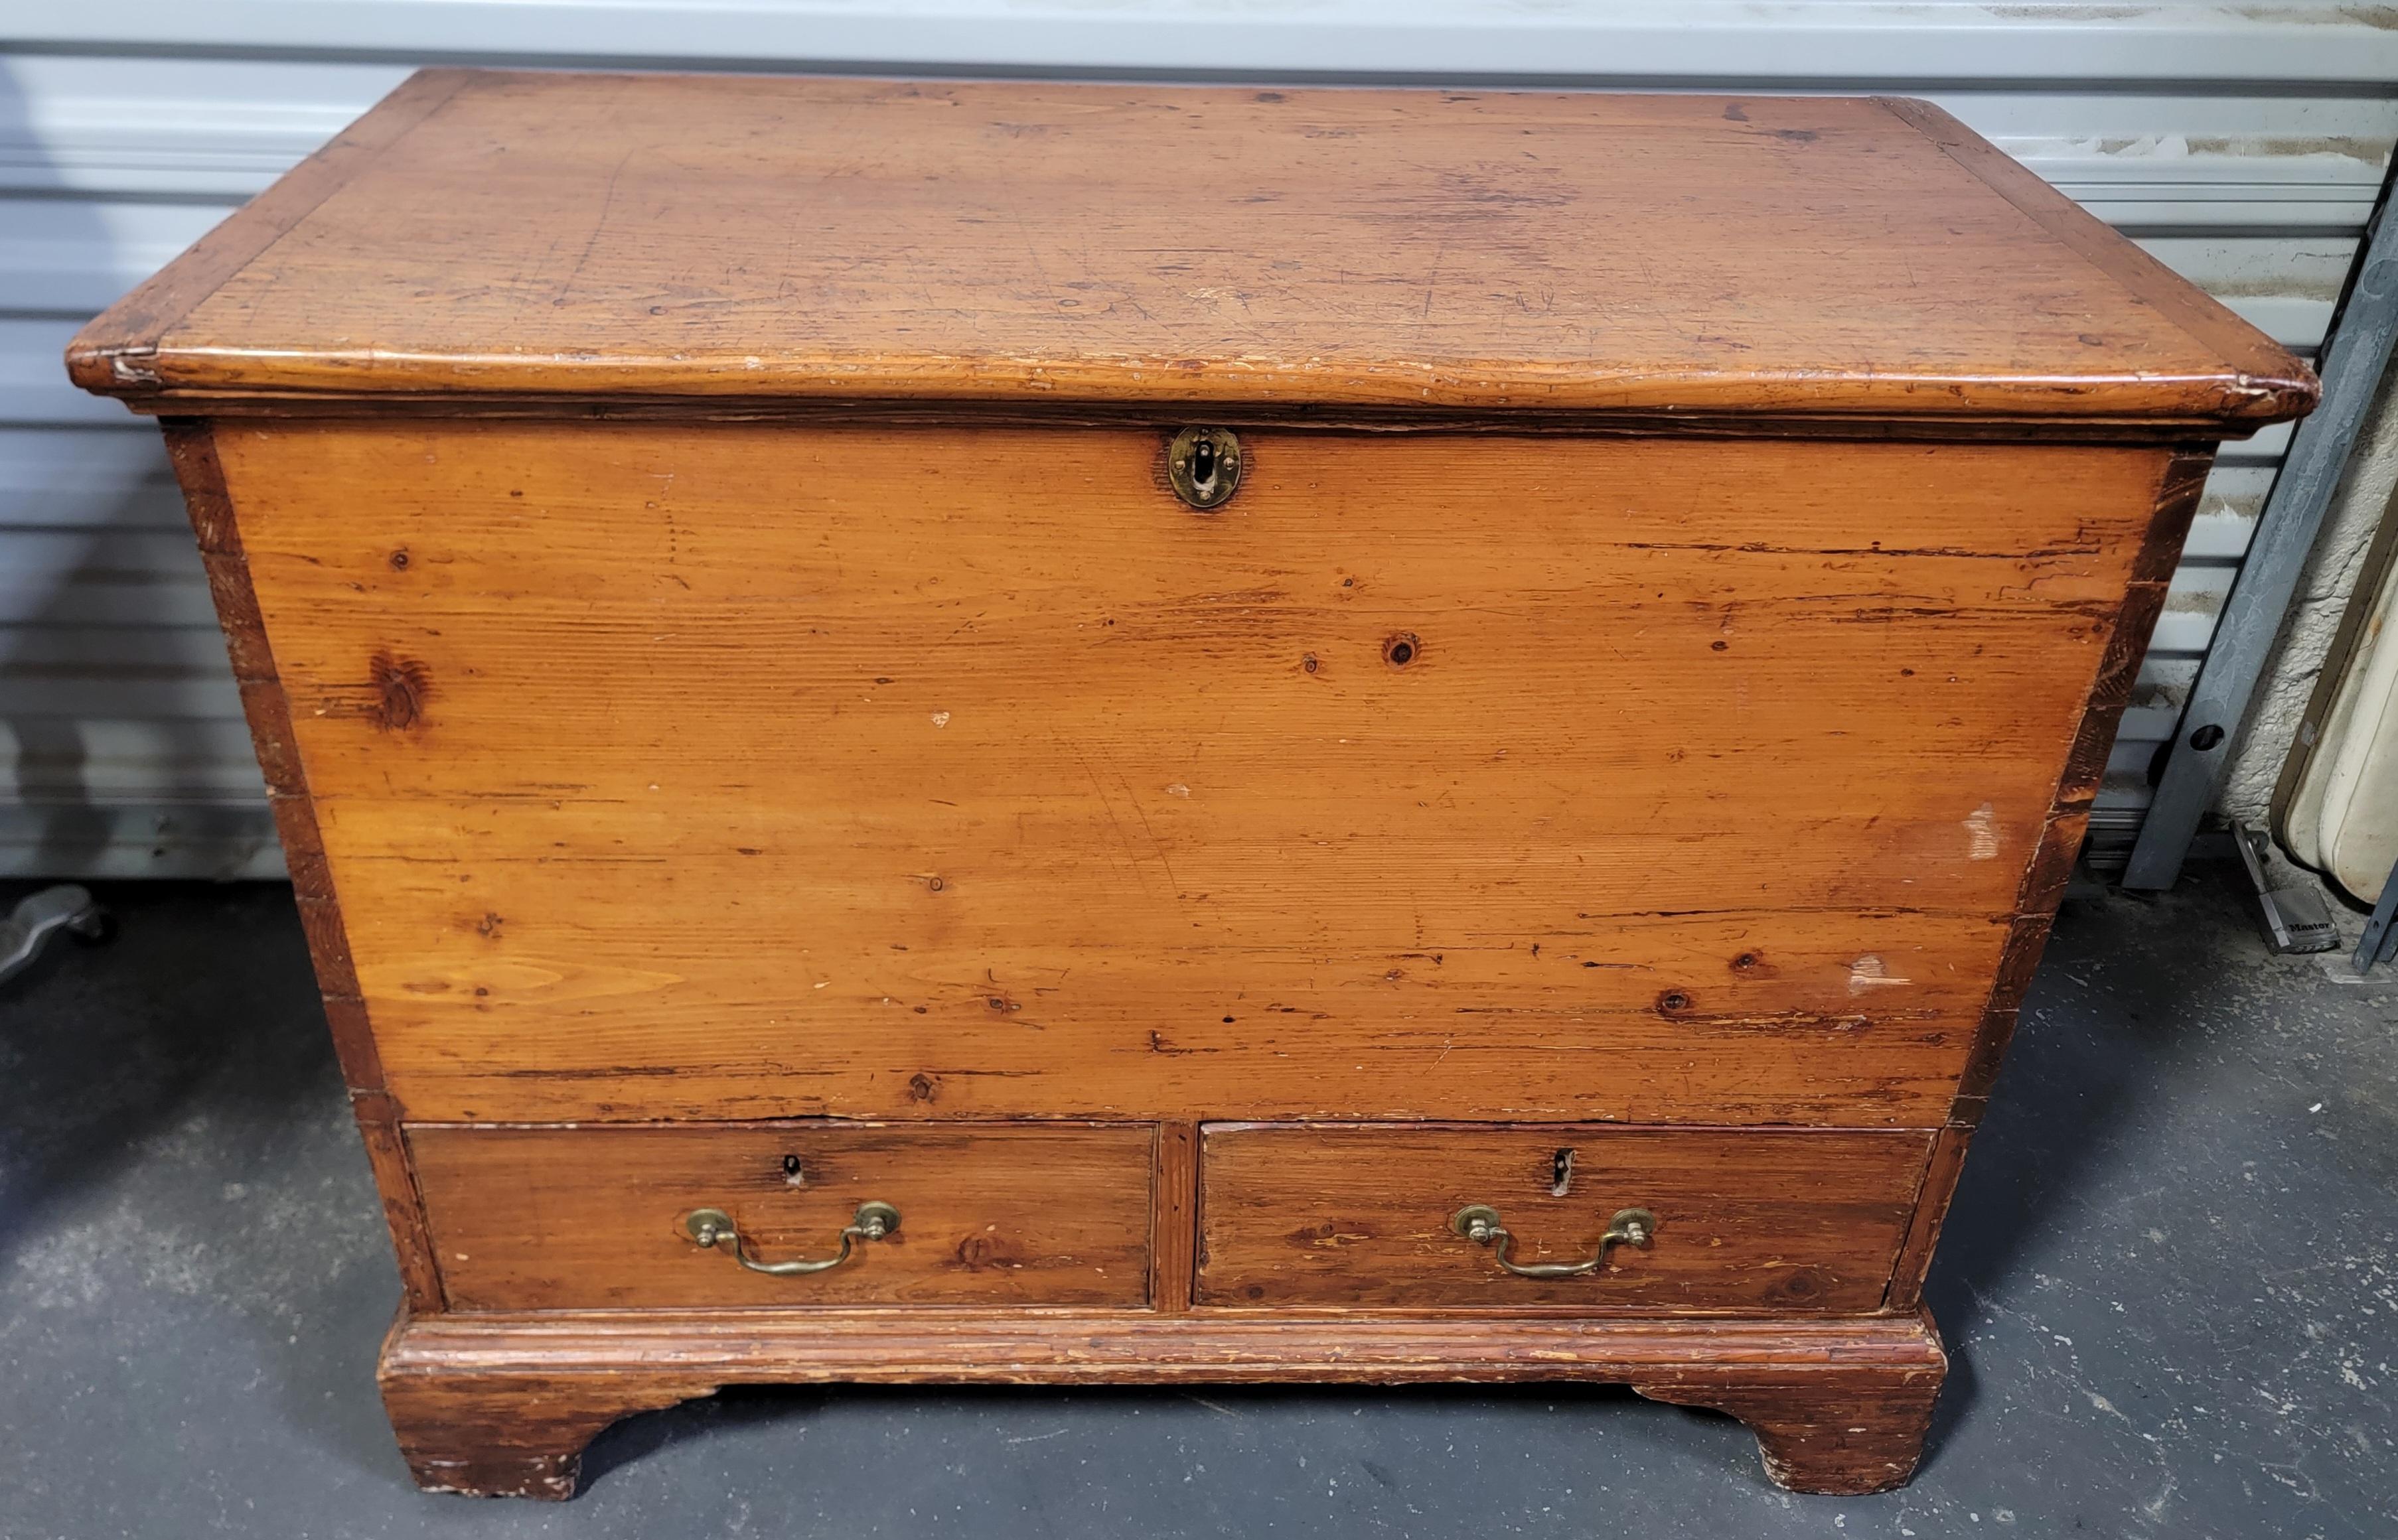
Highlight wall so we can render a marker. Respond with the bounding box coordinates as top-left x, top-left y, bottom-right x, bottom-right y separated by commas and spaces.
3, 2, 2394, 876
2223, 368, 2398, 829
